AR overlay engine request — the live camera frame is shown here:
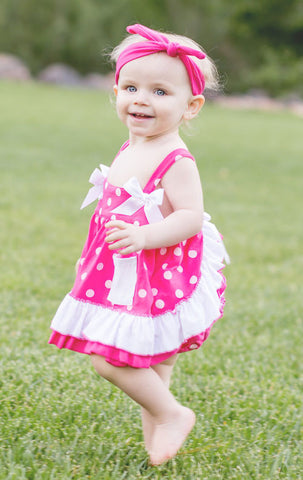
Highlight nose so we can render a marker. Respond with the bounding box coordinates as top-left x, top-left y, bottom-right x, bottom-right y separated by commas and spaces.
133, 89, 149, 105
